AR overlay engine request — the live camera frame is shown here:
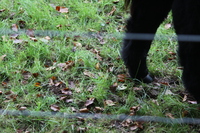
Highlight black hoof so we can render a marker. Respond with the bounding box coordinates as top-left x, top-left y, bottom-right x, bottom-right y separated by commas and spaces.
141, 74, 154, 83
